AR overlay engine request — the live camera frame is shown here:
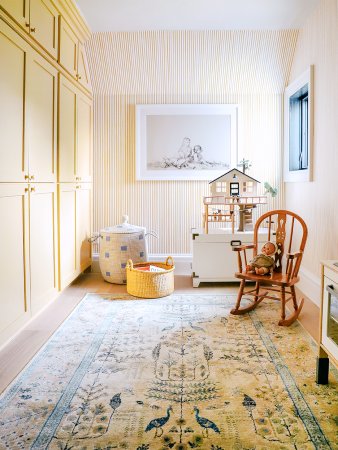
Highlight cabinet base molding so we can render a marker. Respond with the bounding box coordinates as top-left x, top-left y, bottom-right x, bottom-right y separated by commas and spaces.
0, 264, 92, 351
0, 289, 59, 351
298, 267, 321, 307
59, 263, 91, 291
0, 312, 30, 353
